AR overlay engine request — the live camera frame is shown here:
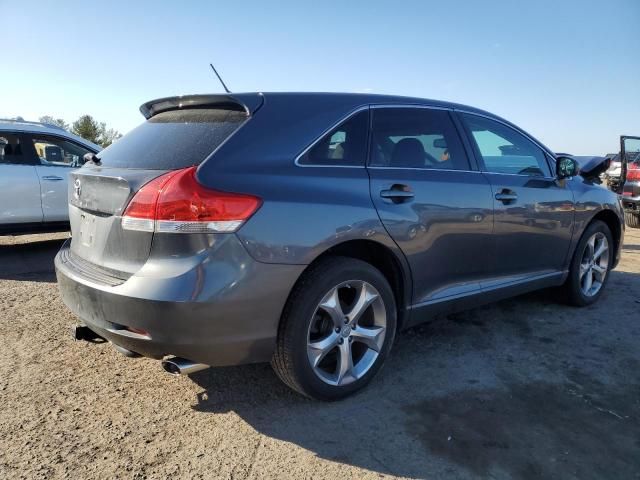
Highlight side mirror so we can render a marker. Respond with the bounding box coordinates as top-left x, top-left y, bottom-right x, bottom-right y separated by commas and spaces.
556, 156, 579, 179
